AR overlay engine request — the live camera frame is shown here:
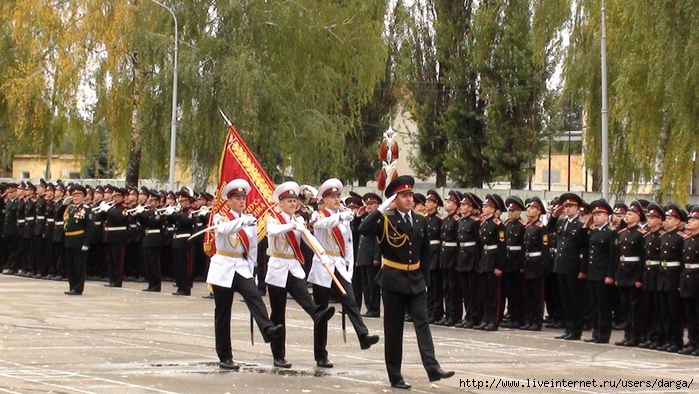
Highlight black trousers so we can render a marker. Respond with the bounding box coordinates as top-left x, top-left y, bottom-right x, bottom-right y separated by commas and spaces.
427, 269, 444, 320
481, 272, 501, 325
502, 271, 524, 324
143, 247, 162, 291
267, 275, 320, 360
558, 273, 585, 336
34, 236, 48, 276
65, 247, 87, 294
684, 298, 699, 346
382, 288, 439, 385
525, 277, 544, 325
588, 280, 613, 341
313, 274, 368, 361
545, 273, 564, 320
6, 235, 20, 271
361, 264, 381, 314
352, 265, 363, 309
459, 270, 482, 323
644, 290, 662, 342
212, 274, 275, 362
23, 237, 34, 273
161, 245, 174, 279
173, 247, 193, 294
106, 244, 125, 286
442, 268, 461, 322
618, 285, 644, 342
659, 289, 683, 346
